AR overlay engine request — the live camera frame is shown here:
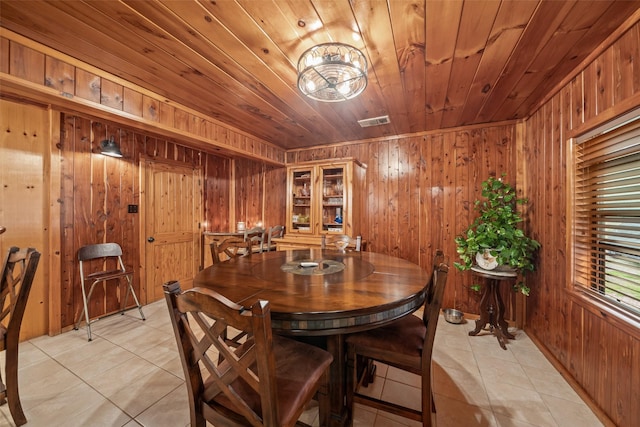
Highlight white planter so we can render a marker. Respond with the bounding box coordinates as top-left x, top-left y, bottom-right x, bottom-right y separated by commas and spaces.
476, 249, 498, 270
